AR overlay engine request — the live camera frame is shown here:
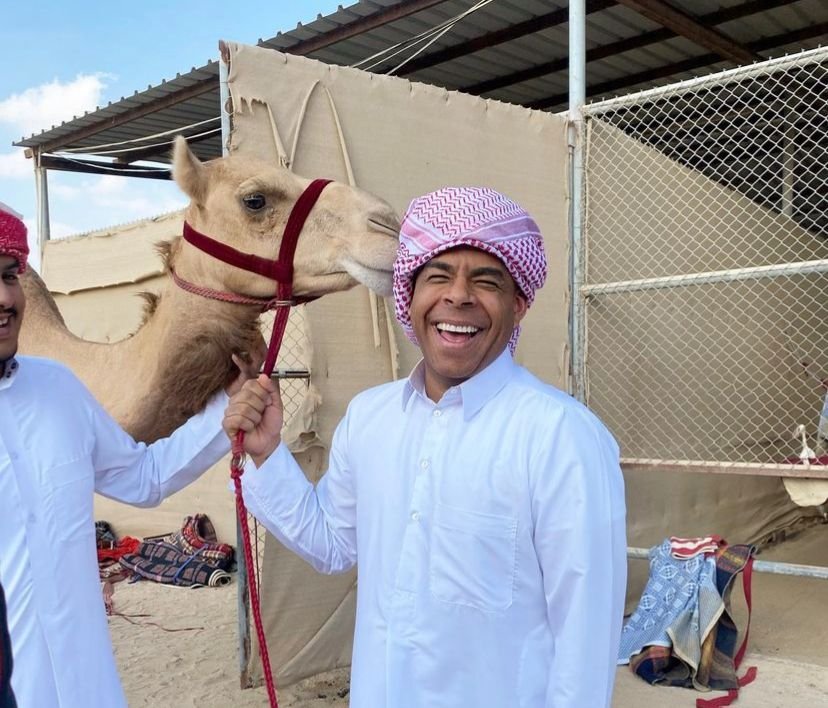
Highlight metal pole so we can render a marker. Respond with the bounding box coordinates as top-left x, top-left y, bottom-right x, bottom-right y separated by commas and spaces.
627, 546, 828, 580
220, 47, 254, 688
621, 457, 828, 480
34, 152, 51, 263
581, 259, 828, 296
569, 0, 586, 401
586, 46, 827, 116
